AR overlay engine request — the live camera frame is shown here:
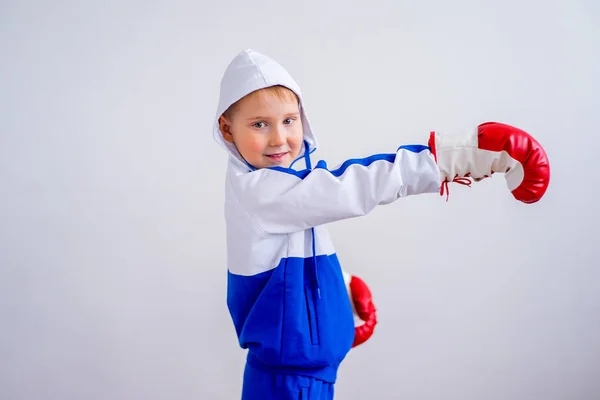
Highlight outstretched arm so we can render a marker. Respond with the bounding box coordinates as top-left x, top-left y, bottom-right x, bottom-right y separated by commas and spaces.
229, 144, 441, 235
